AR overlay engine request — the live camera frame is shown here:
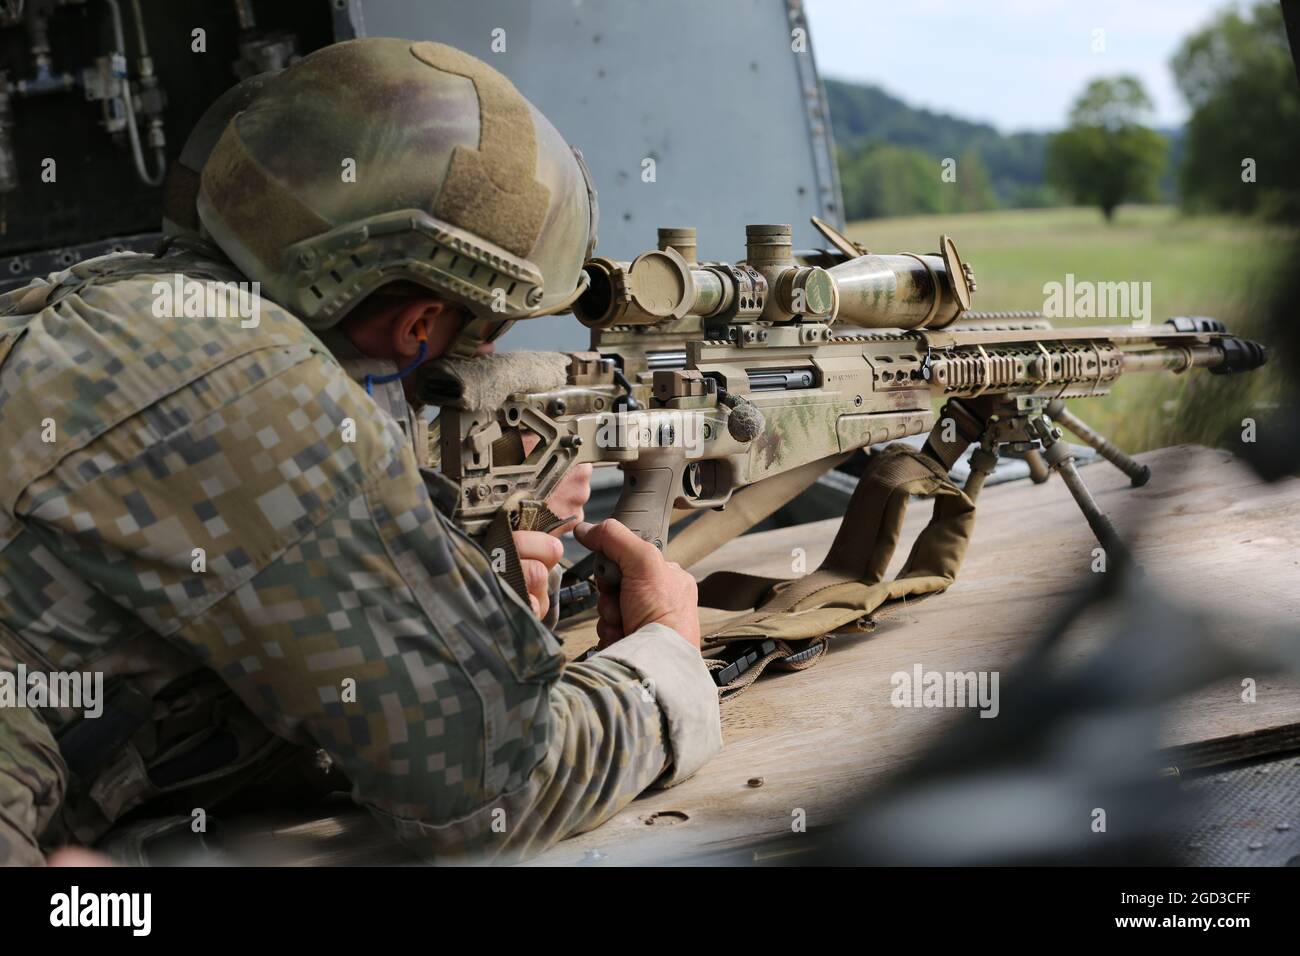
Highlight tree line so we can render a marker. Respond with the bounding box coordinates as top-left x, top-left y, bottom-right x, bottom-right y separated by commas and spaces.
829, 2, 1298, 222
